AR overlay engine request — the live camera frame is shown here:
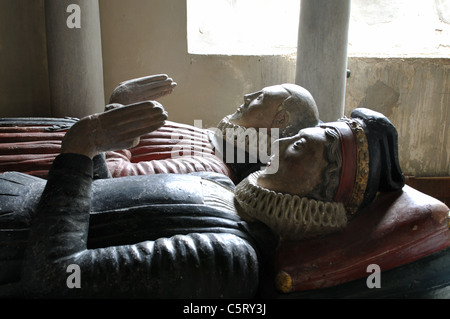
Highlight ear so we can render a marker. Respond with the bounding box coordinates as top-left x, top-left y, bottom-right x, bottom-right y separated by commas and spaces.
271, 109, 290, 128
